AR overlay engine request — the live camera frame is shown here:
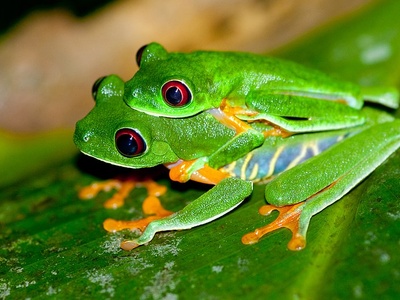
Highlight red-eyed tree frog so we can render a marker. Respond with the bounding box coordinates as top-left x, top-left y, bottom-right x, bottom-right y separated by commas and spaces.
124, 42, 398, 139
74, 74, 400, 251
